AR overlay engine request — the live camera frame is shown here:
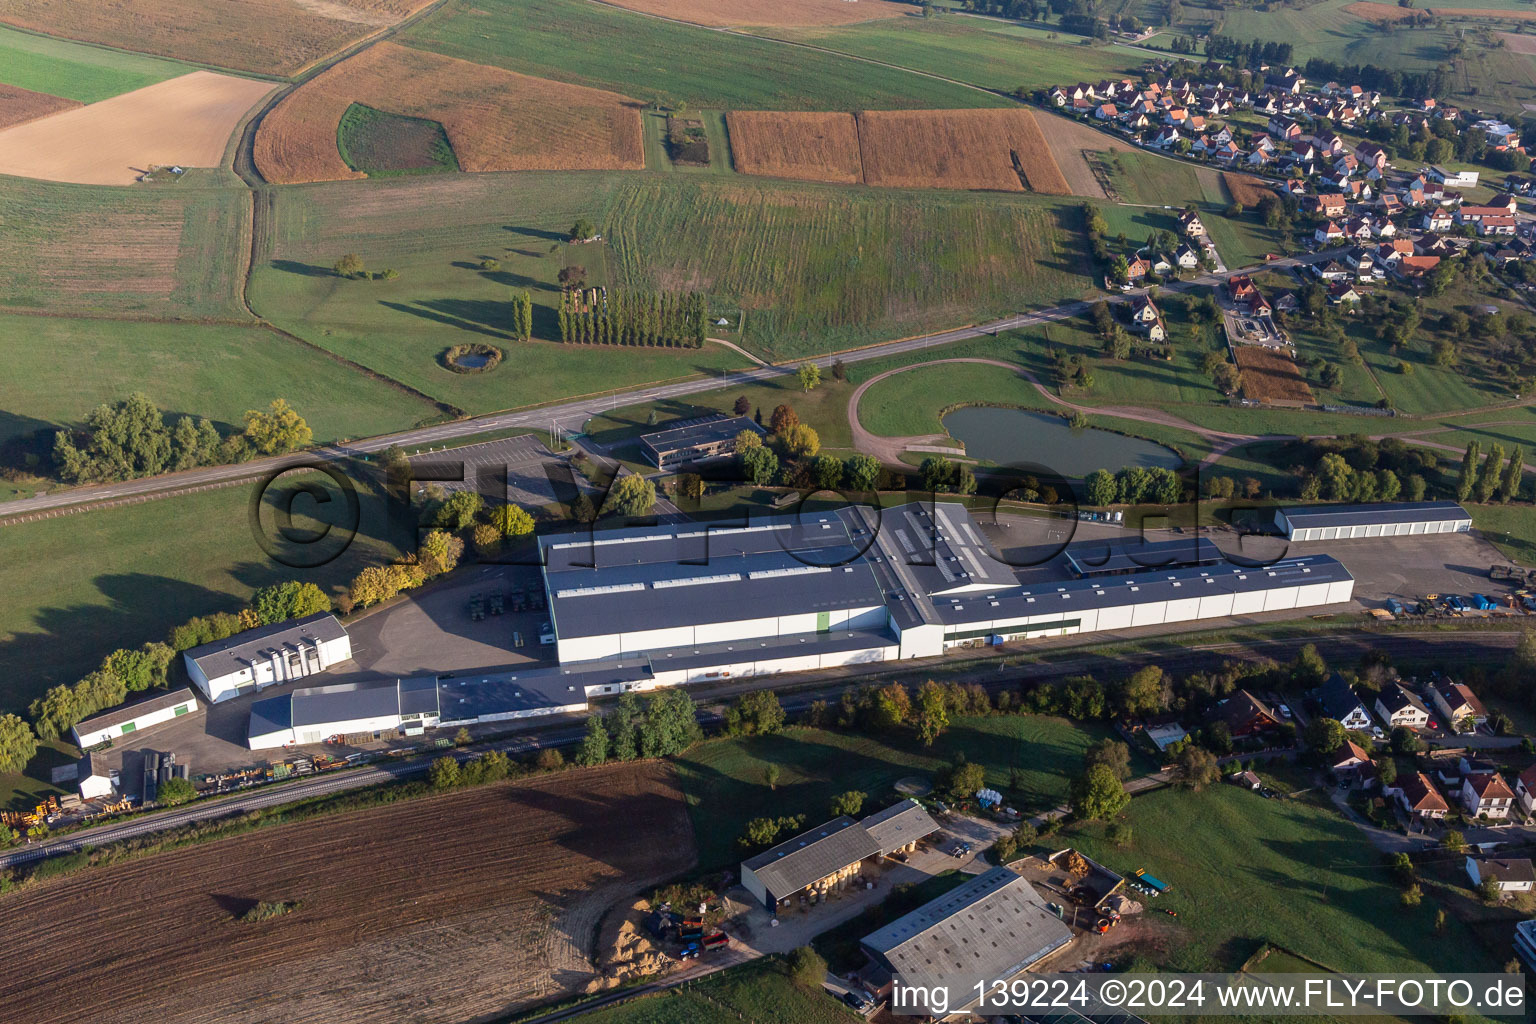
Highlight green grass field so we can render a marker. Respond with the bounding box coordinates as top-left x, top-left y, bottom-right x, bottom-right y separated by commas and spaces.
577, 956, 859, 1024
0, 25, 191, 103
1063, 784, 1497, 975
0, 176, 251, 319
0, 315, 440, 446
403, 0, 1000, 110
641, 110, 736, 175
336, 103, 459, 177
1468, 502, 1536, 565
756, 16, 1145, 94
0, 466, 402, 715
675, 715, 1130, 871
